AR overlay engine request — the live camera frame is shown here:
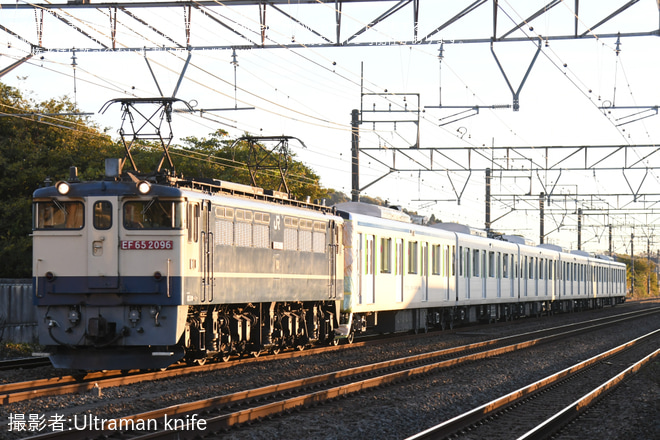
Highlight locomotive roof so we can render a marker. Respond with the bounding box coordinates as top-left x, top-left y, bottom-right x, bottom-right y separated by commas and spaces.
33, 176, 341, 221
